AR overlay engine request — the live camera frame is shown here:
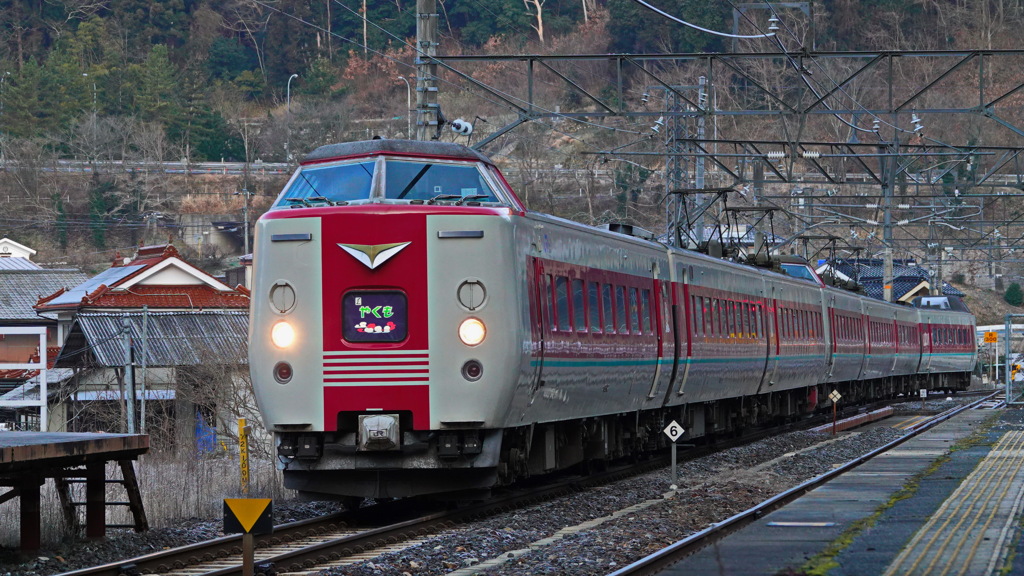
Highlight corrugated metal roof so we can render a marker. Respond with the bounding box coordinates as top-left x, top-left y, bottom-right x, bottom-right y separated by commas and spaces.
0, 269, 89, 320
0, 258, 41, 270
56, 311, 248, 368
43, 265, 144, 307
